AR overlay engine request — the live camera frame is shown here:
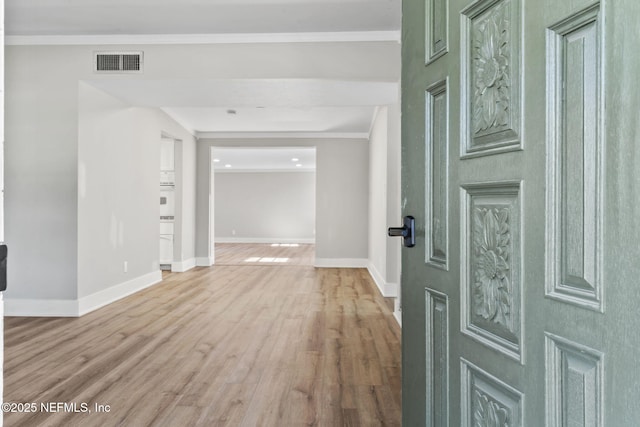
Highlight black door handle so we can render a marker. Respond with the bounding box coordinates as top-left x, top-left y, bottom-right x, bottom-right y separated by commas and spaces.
388, 216, 415, 248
